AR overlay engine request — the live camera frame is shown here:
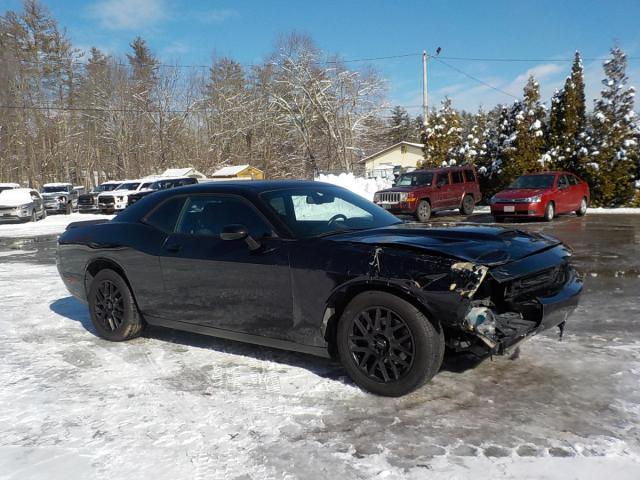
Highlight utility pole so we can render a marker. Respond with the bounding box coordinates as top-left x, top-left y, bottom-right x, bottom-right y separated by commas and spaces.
422, 50, 428, 127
